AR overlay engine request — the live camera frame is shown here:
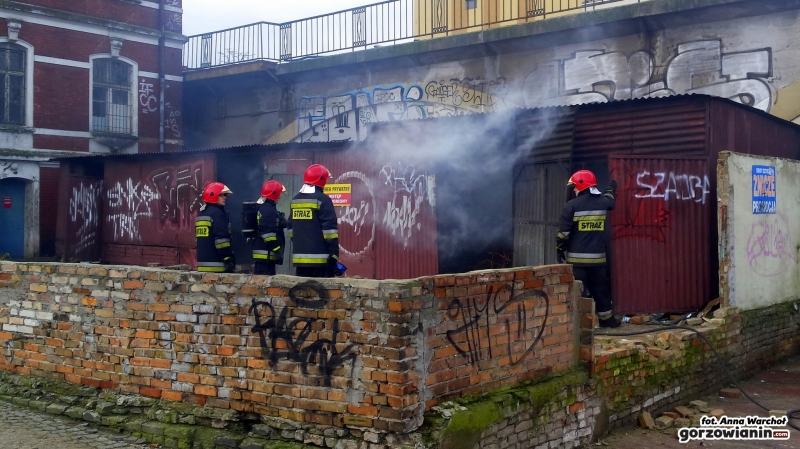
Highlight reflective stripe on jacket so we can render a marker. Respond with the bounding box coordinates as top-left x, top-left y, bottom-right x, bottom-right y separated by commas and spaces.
196, 203, 233, 272
287, 187, 339, 267
556, 189, 615, 267
252, 200, 286, 263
